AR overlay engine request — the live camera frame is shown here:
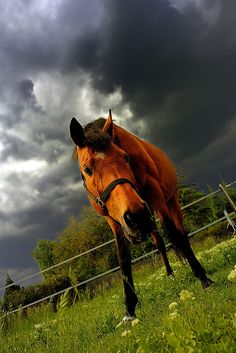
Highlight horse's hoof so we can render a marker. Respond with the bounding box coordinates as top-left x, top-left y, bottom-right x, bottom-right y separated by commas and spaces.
201, 277, 214, 289
116, 315, 136, 328
122, 315, 136, 322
